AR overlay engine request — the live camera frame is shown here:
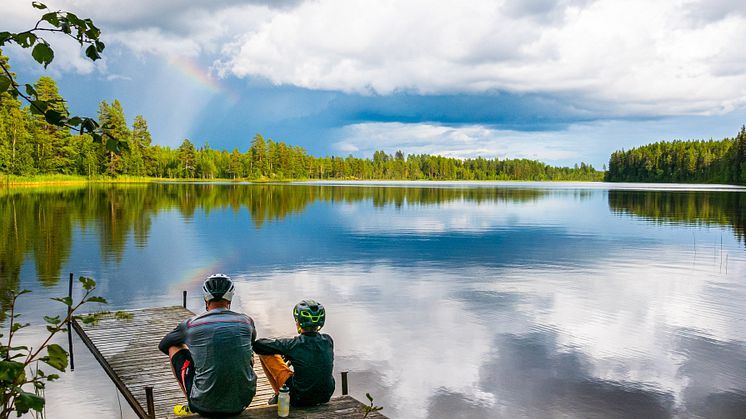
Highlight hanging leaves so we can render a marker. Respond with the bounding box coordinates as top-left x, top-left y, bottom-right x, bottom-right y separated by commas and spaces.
31, 42, 54, 67
0, 3, 123, 152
